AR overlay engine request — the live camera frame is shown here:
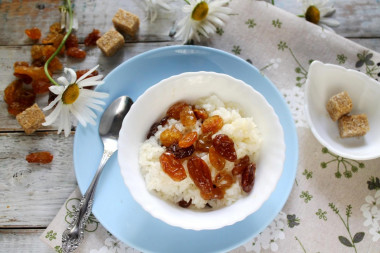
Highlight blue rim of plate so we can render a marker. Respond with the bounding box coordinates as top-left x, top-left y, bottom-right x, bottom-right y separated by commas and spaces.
73, 45, 298, 253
